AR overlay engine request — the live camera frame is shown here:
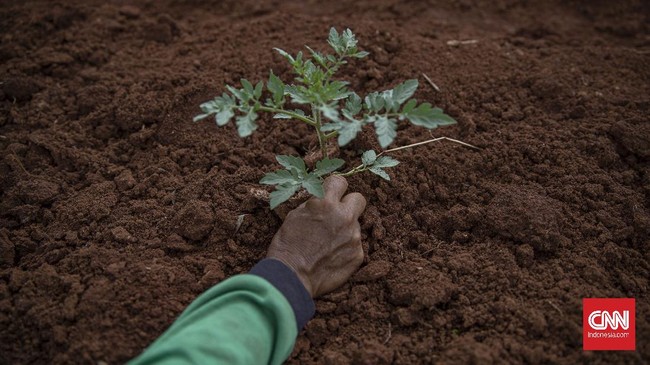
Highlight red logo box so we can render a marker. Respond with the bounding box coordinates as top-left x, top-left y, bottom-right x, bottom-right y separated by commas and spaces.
583, 298, 635, 351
